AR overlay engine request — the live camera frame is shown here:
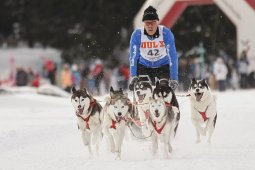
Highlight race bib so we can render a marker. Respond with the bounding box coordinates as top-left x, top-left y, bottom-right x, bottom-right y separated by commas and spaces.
140, 26, 167, 61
